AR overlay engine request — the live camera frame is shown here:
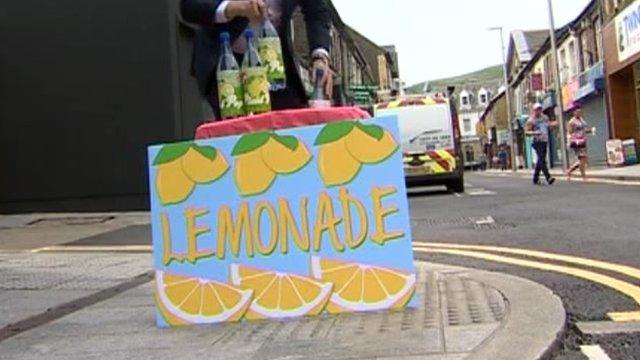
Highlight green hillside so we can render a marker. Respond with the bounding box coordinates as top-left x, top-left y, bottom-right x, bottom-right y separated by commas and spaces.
407, 65, 504, 94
